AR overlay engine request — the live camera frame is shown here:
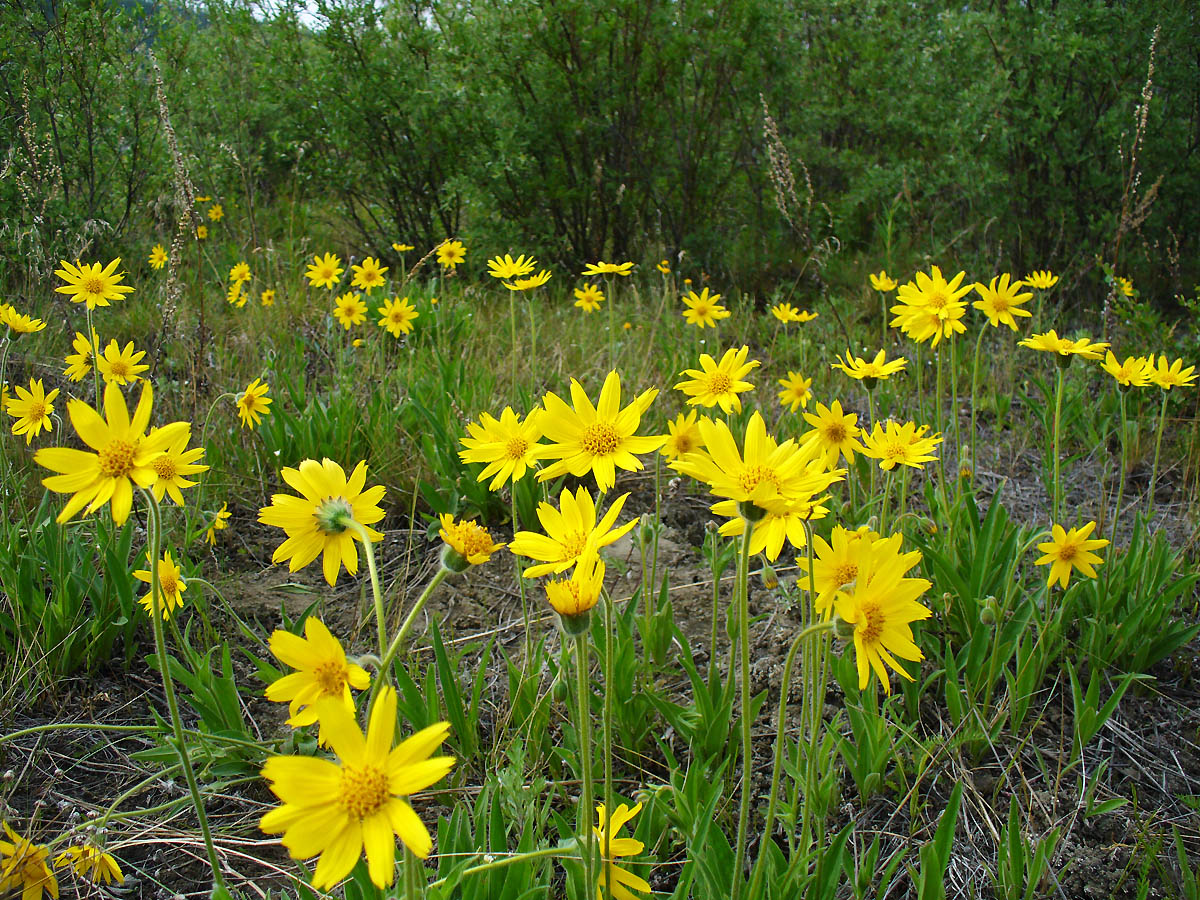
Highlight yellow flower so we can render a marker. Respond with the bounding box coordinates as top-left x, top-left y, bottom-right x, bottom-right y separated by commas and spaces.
97, 339, 149, 385
195, 195, 211, 203
972, 274, 1033, 330
1024, 270, 1059, 290
227, 282, 247, 306
509, 486, 636, 578
536, 371, 664, 492
714, 495, 829, 562
869, 270, 898, 292
1018, 330, 1109, 360
860, 420, 943, 471
64, 330, 99, 382
147, 425, 208, 505
660, 410, 704, 460
333, 292, 367, 329
207, 203, 224, 222
438, 514, 505, 570
351, 257, 388, 294
674, 346, 759, 414
53, 844, 123, 885
229, 261, 251, 283
259, 687, 455, 888
237, 378, 273, 429
800, 400, 864, 466
34, 383, 187, 525
378, 296, 419, 337
574, 283, 606, 313
544, 552, 605, 620
1100, 351, 1152, 388
679, 287, 730, 328
258, 459, 386, 585
2, 306, 47, 334
890, 266, 972, 346
1035, 521, 1109, 588
54, 258, 135, 309
392, 242, 414, 253
436, 239, 467, 270
458, 406, 551, 490
777, 371, 812, 412
261, 288, 276, 307
797, 525, 889, 617
149, 244, 168, 270
830, 349, 908, 382
487, 253, 537, 281
306, 252, 344, 290
655, 259, 670, 274
266, 616, 370, 734
196, 225, 208, 240
793, 309, 818, 323
0, 822, 58, 900
593, 801, 651, 900
205, 502, 231, 545
582, 261, 634, 277
5, 378, 58, 444
770, 302, 800, 323
133, 550, 187, 620
1148, 356, 1197, 390
1115, 276, 1134, 297
505, 269, 552, 291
